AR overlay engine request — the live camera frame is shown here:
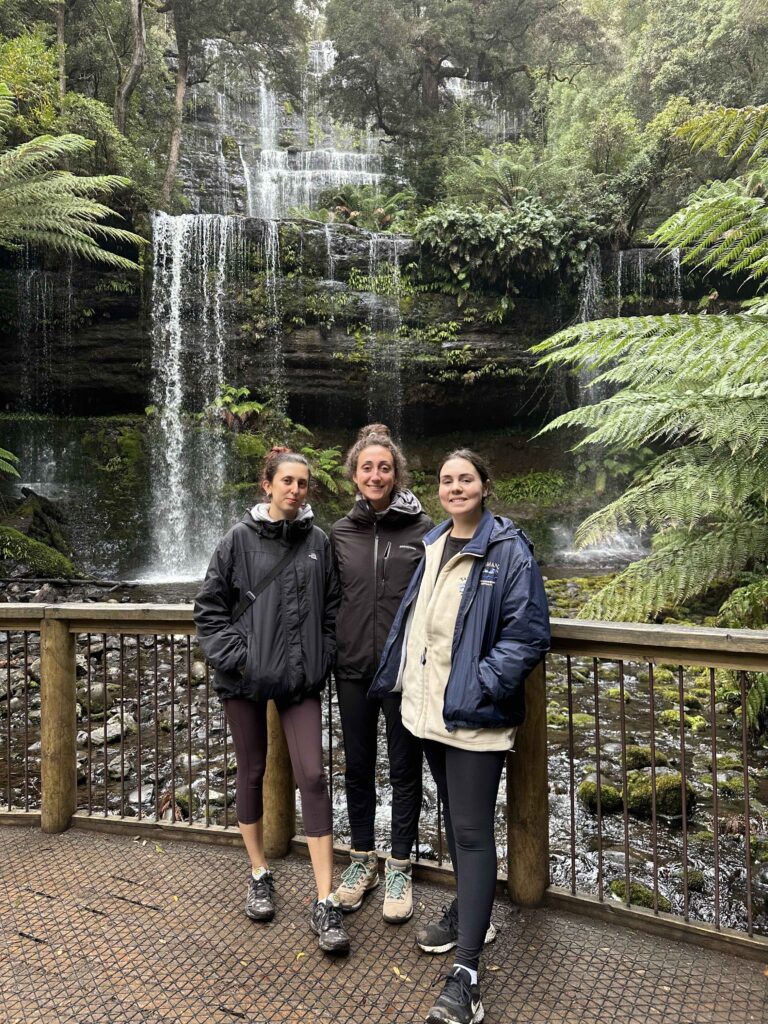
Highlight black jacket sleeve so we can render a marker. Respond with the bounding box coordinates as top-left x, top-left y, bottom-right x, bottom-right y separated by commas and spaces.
193, 534, 248, 675
322, 533, 341, 668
